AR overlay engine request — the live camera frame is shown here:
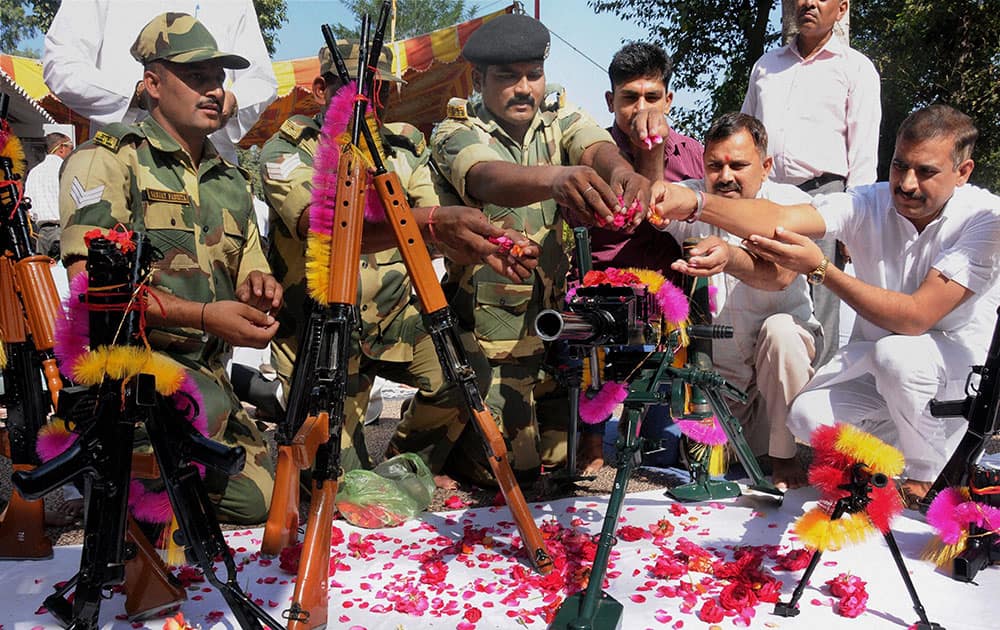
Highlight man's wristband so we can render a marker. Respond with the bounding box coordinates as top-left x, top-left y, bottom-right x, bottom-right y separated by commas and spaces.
200, 302, 209, 342
684, 189, 705, 224
426, 205, 439, 243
